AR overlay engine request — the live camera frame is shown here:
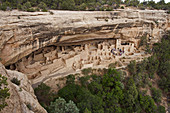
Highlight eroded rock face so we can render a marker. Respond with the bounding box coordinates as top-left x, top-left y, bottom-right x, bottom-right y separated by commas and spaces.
0, 10, 169, 66
0, 63, 47, 113
0, 10, 169, 85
